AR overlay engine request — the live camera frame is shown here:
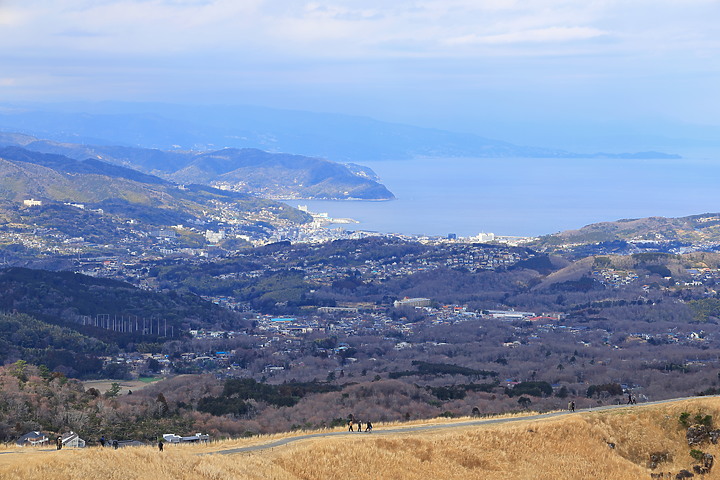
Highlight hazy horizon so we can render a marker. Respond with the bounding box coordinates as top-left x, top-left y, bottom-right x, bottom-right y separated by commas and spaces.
1, 1, 719, 152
